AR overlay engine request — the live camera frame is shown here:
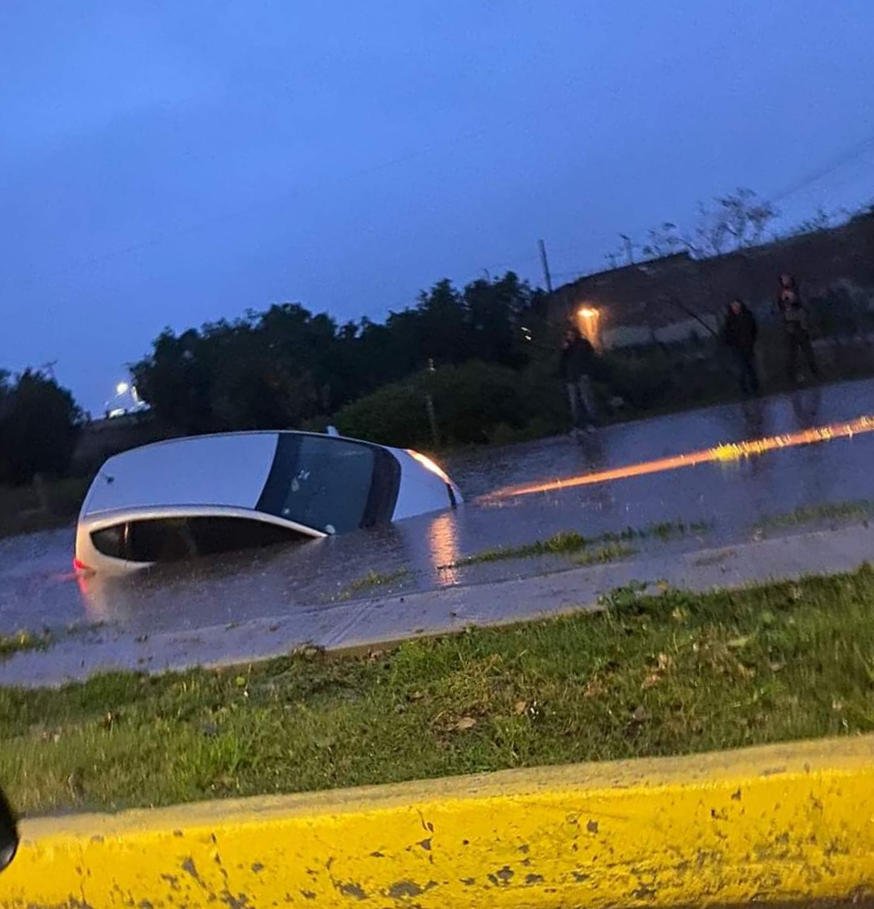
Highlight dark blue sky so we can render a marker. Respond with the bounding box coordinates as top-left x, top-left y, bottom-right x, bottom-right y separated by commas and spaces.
2, 1, 872, 412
